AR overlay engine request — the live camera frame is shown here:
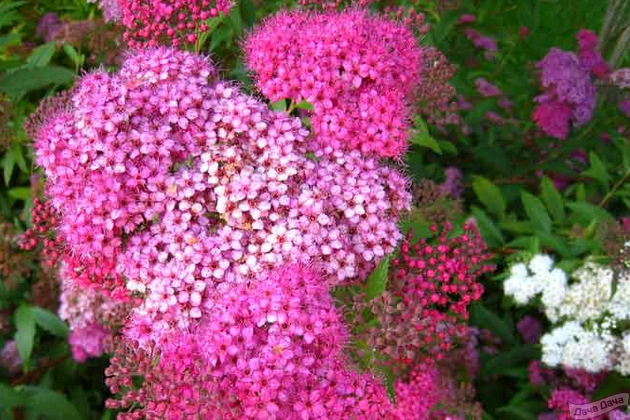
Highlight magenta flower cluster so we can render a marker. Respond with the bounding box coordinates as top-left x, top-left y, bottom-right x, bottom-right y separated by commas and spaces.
117, 0, 233, 47
107, 264, 392, 420
244, 9, 422, 158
